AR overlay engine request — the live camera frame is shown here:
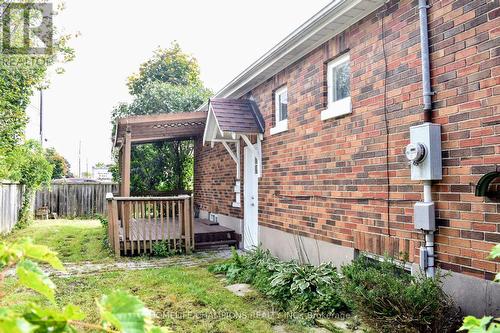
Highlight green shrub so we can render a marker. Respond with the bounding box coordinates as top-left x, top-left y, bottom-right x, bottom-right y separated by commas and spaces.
209, 247, 347, 316
96, 214, 109, 248
6, 141, 53, 228
151, 241, 183, 257
341, 255, 461, 333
